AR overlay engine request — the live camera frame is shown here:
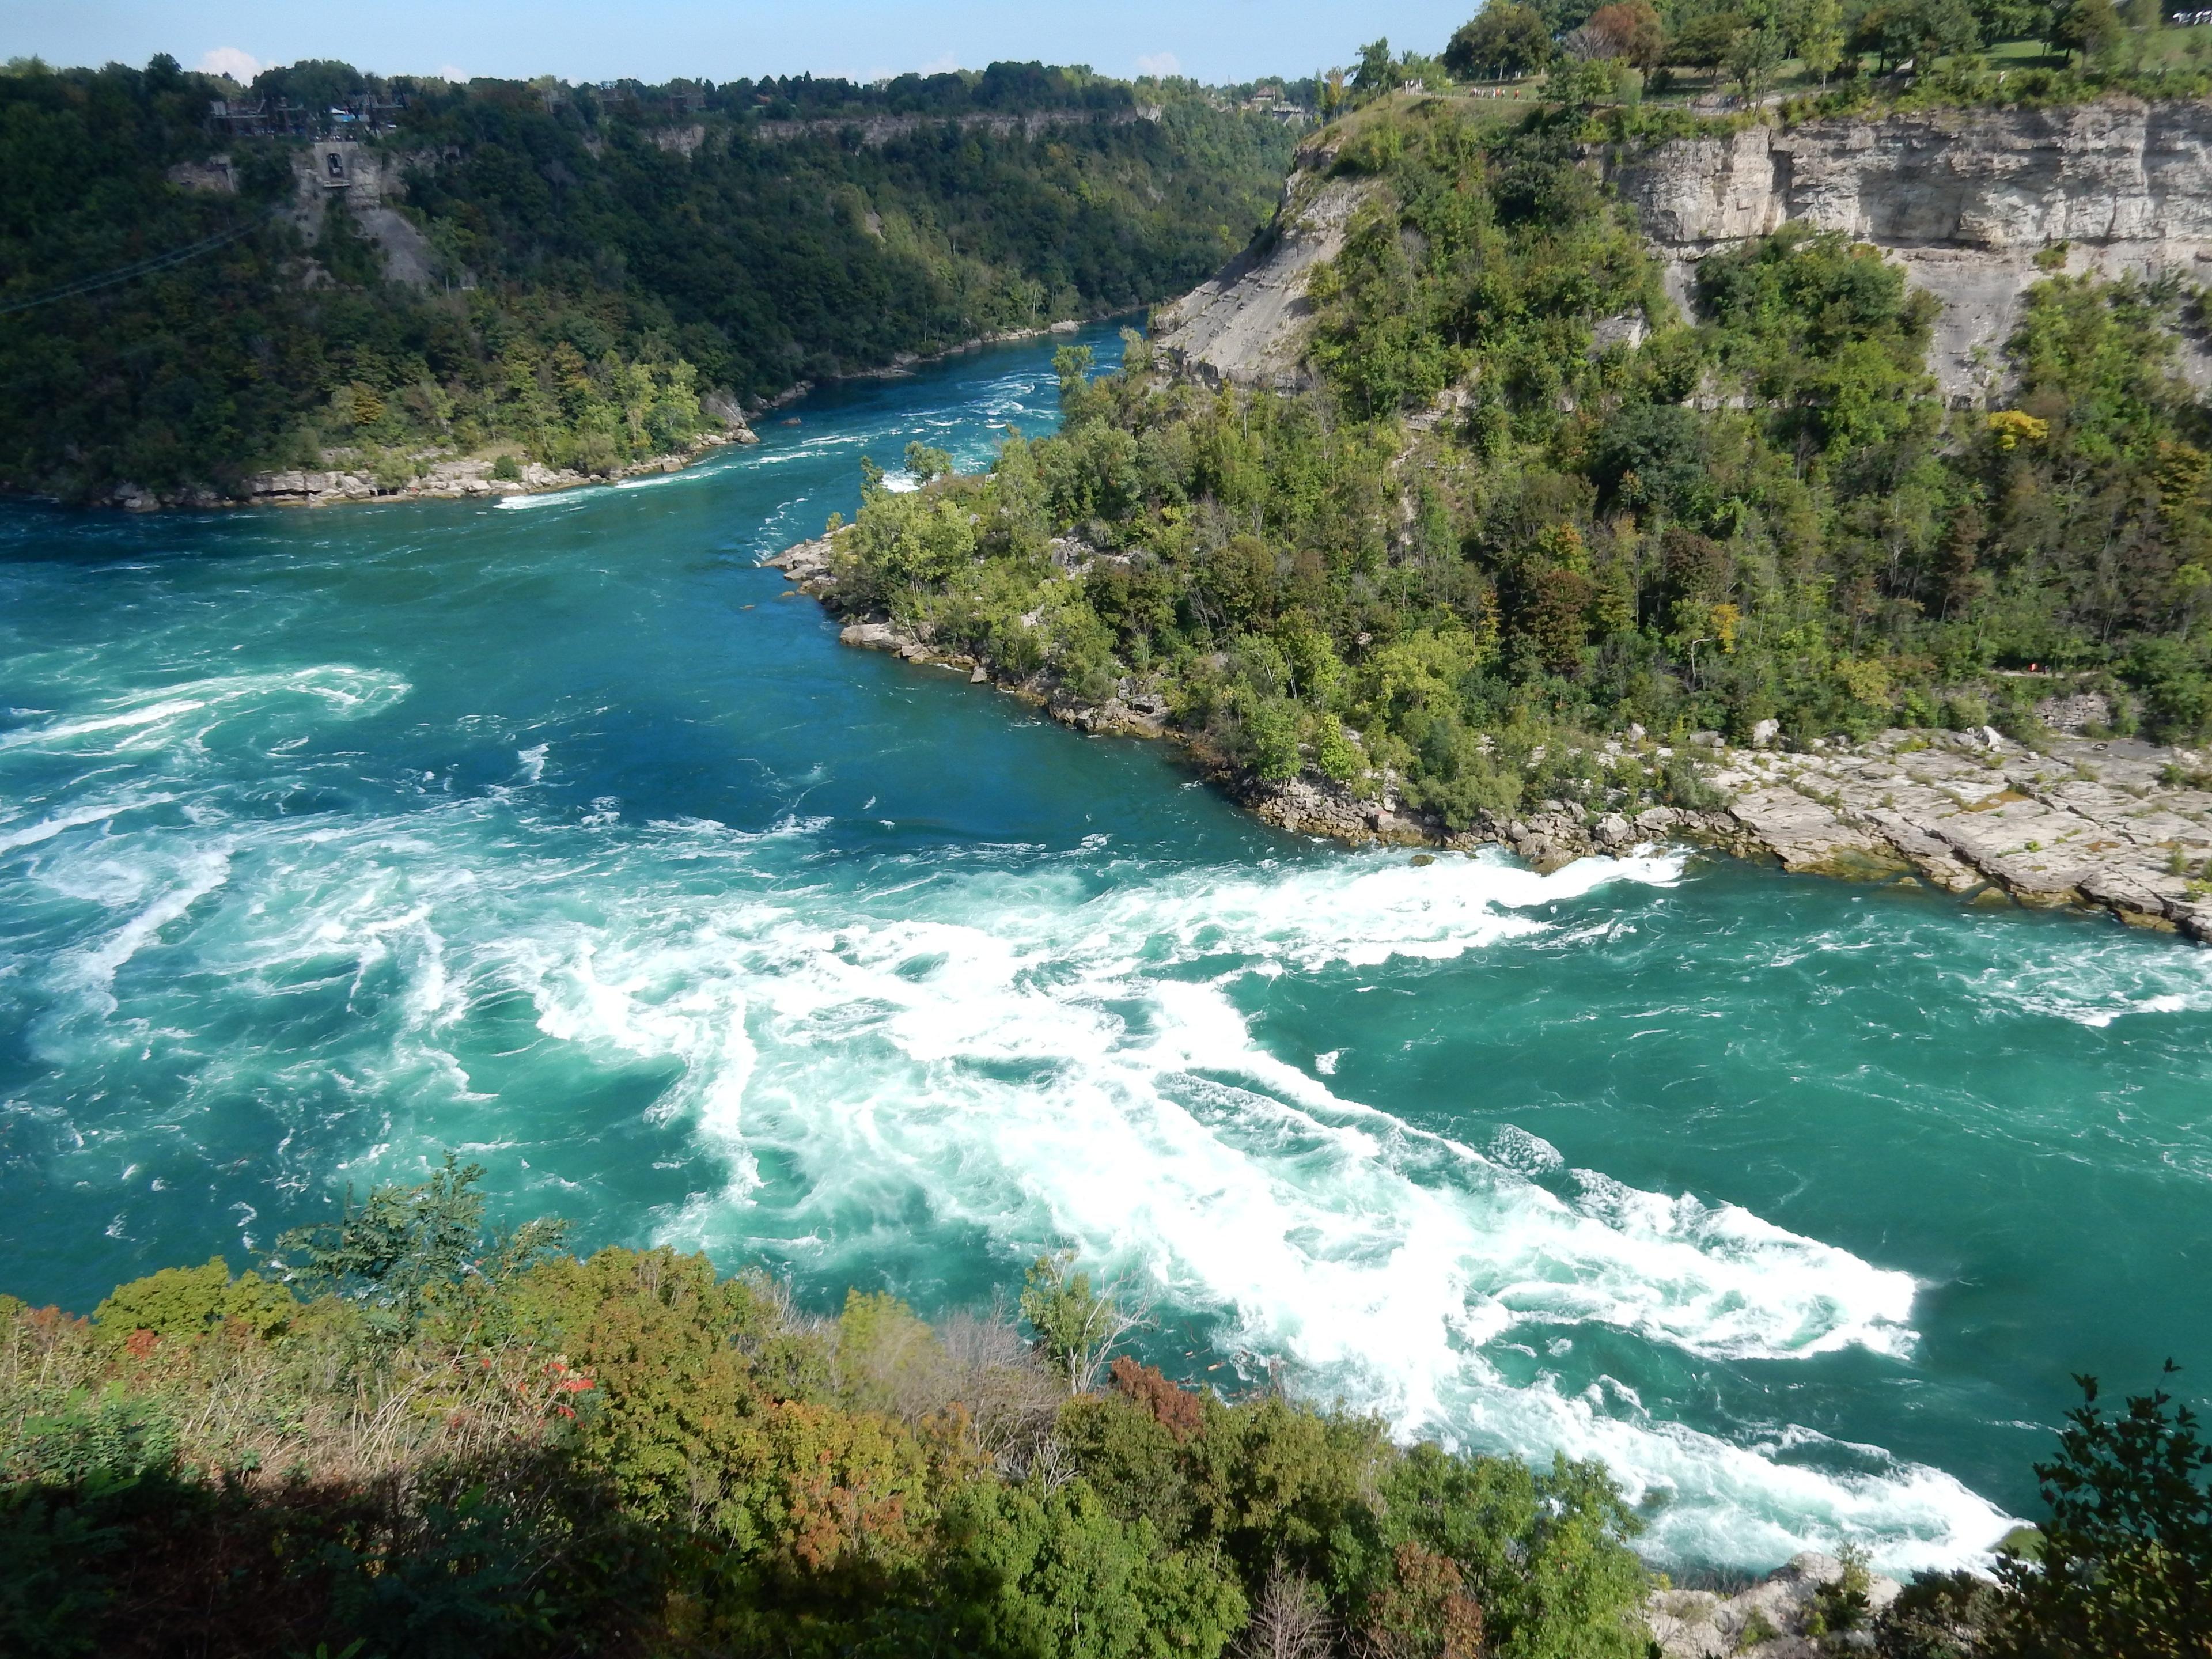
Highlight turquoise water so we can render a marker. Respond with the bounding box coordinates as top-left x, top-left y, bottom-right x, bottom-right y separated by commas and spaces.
5, 322, 2211, 1573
